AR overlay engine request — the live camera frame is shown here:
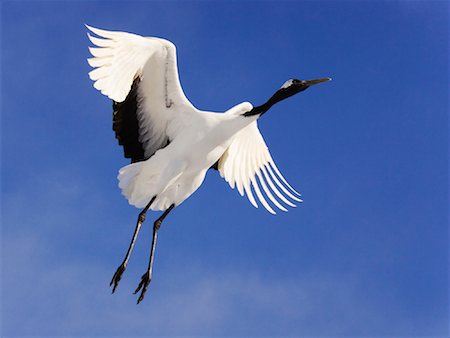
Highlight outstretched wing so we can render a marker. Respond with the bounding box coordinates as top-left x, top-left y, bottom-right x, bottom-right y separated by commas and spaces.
86, 25, 195, 162
218, 121, 302, 214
